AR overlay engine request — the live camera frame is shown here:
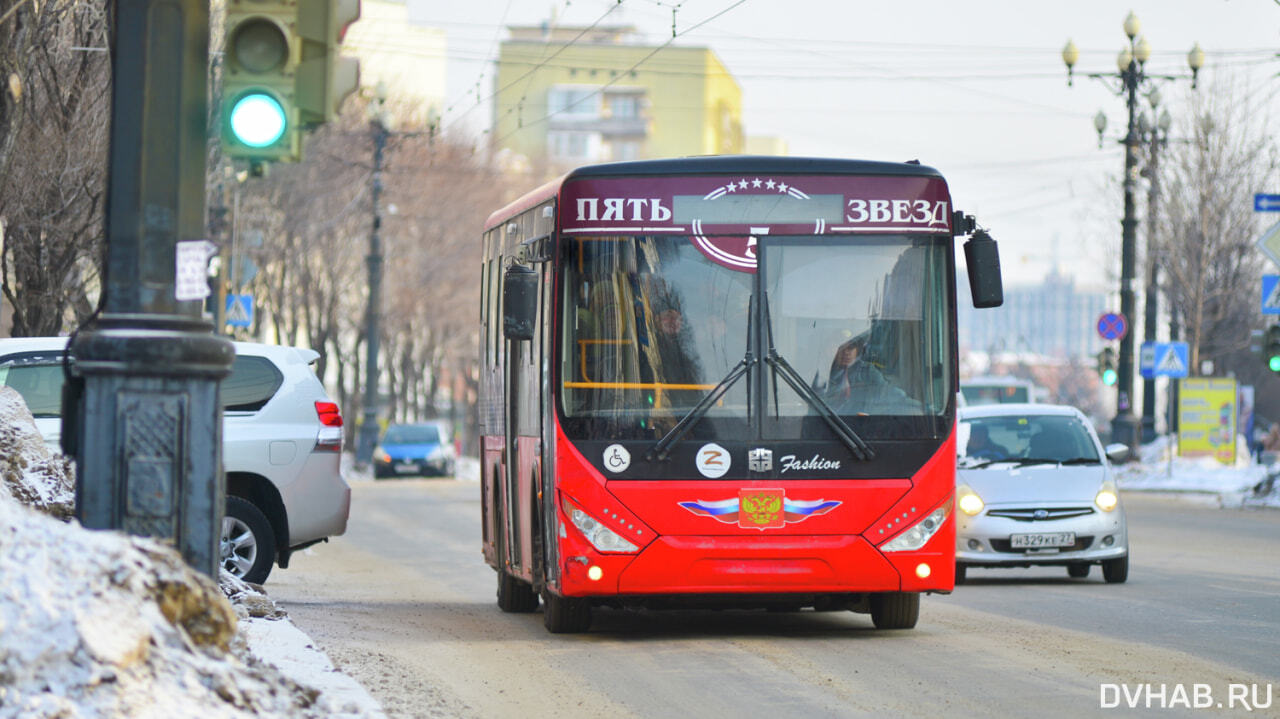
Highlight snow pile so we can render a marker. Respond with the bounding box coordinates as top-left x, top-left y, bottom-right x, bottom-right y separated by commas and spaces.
0, 386, 74, 519
0, 382, 382, 718
1115, 433, 1279, 508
